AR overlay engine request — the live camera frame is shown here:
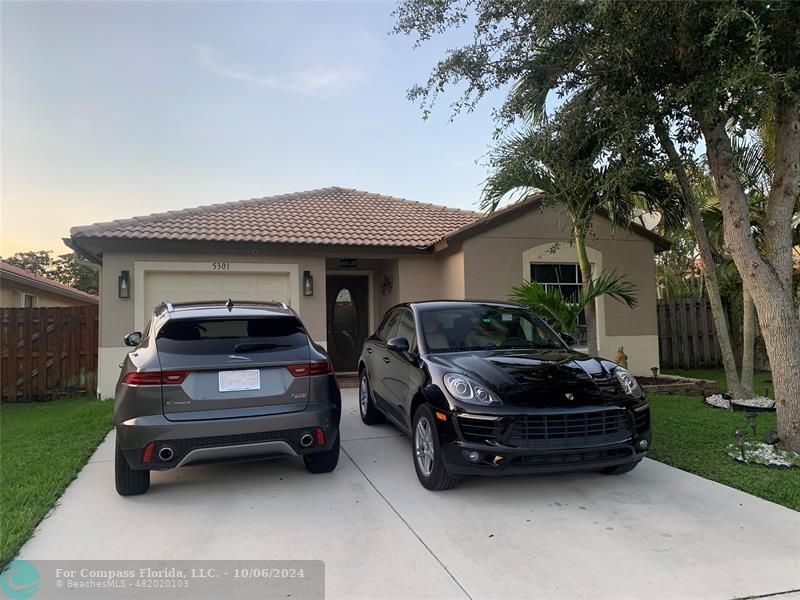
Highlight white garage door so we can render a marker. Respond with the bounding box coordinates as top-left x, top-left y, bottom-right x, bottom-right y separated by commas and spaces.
143, 271, 291, 324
